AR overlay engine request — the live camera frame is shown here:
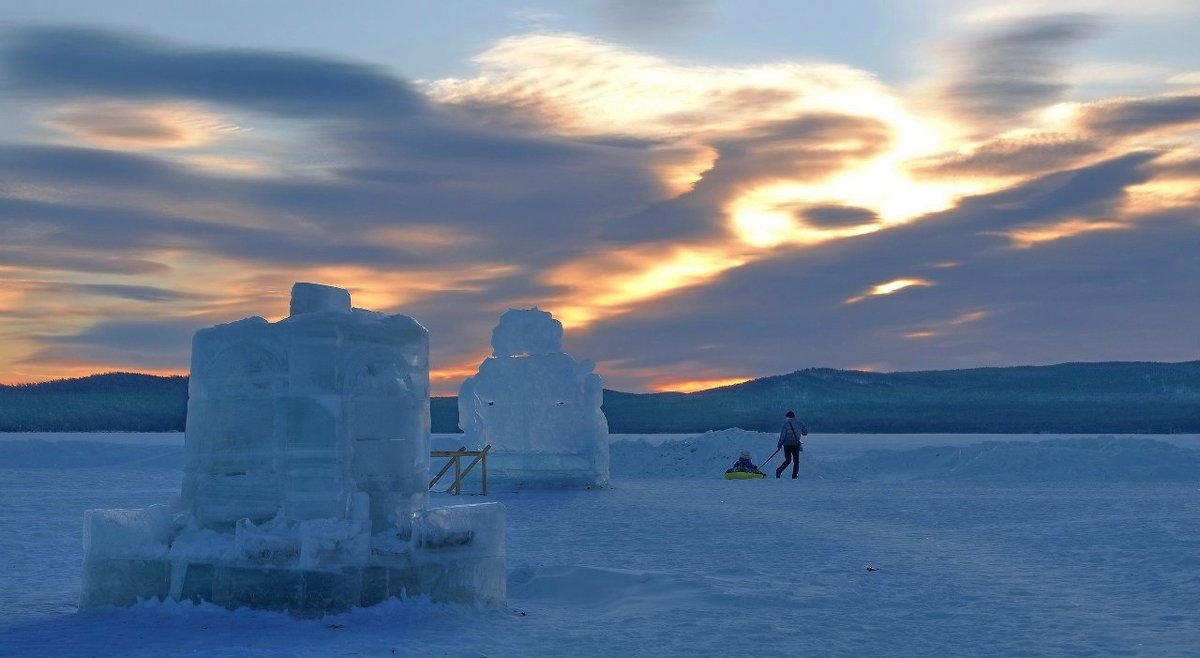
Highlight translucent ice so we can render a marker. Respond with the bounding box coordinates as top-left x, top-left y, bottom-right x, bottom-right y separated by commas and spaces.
80, 282, 506, 615
458, 308, 609, 487
490, 307, 563, 357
